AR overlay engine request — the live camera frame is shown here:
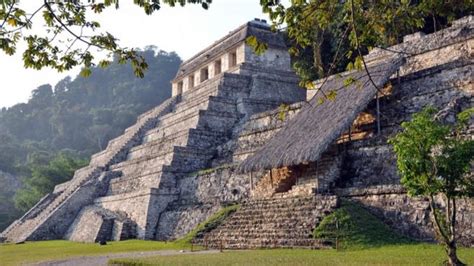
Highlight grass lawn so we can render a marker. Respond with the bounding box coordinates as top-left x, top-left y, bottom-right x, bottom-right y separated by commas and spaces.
108, 201, 474, 265
109, 244, 474, 266
2, 202, 472, 265
0, 240, 190, 266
